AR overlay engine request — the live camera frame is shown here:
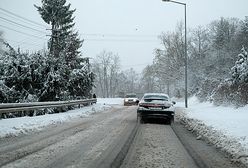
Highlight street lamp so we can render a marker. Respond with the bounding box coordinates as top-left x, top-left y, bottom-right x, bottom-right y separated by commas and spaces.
162, 0, 188, 108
